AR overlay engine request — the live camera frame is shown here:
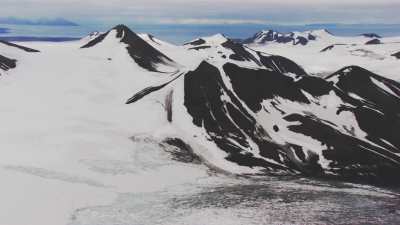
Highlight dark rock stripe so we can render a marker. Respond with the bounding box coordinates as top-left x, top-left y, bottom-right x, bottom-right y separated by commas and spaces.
125, 72, 184, 104
0, 40, 39, 52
